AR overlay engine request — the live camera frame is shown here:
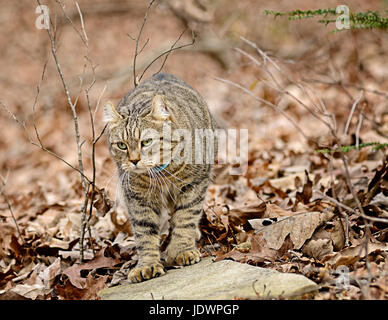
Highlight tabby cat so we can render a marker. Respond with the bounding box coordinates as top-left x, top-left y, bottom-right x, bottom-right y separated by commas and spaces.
104, 73, 217, 283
